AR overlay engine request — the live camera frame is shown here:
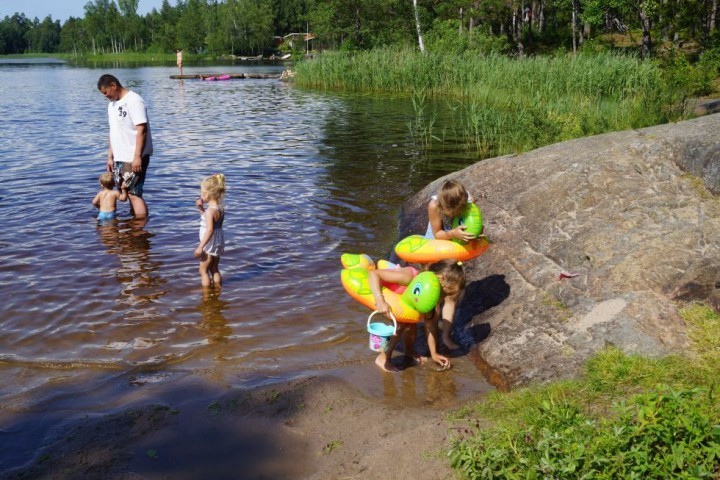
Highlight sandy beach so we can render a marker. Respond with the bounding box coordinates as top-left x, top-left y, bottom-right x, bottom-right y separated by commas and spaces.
1, 361, 483, 479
